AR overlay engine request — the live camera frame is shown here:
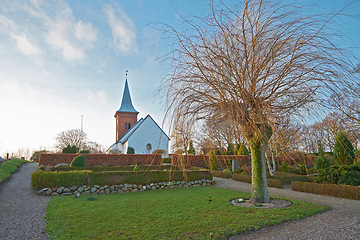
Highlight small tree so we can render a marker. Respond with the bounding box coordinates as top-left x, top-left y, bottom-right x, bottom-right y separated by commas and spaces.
315, 141, 330, 169
187, 141, 196, 155
334, 131, 355, 165
236, 143, 249, 156
62, 145, 78, 154
127, 147, 135, 154
209, 150, 218, 170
